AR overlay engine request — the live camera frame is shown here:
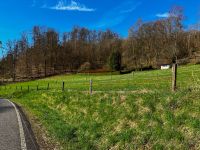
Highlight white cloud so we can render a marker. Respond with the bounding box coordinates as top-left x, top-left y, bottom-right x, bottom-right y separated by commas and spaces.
50, 0, 95, 12
93, 1, 141, 29
120, 2, 142, 14
156, 12, 170, 18
32, 0, 36, 7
